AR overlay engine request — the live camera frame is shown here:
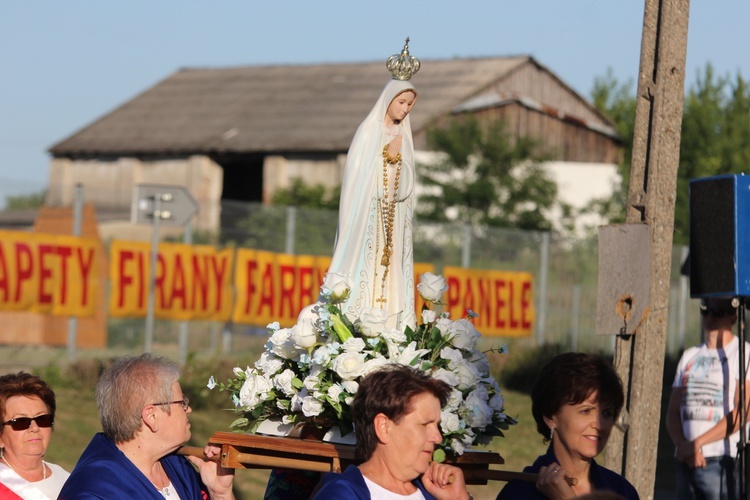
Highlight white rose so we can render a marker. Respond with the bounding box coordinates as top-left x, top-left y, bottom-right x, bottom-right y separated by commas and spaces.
301, 395, 324, 417
464, 386, 493, 428
446, 389, 464, 411
303, 375, 320, 391
361, 357, 389, 377
435, 317, 453, 335
333, 351, 366, 381
238, 373, 272, 409
255, 352, 283, 376
381, 328, 406, 344
291, 319, 318, 349
267, 327, 297, 359
312, 346, 332, 366
327, 384, 344, 402
440, 346, 464, 366
356, 307, 388, 337
451, 438, 466, 455
449, 319, 481, 350
452, 360, 480, 390
440, 410, 461, 434
417, 272, 448, 303
342, 337, 366, 352
489, 393, 505, 412
321, 272, 351, 302
233, 366, 247, 377
469, 351, 491, 376
432, 368, 460, 387
341, 380, 359, 394
421, 309, 437, 324
273, 369, 297, 397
